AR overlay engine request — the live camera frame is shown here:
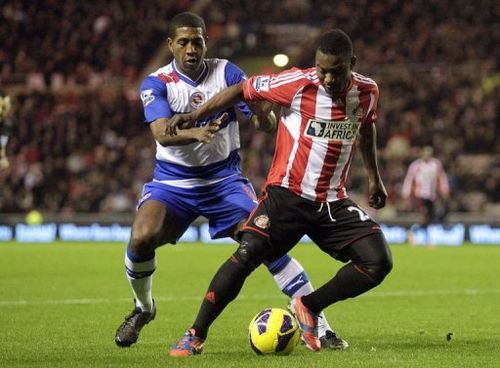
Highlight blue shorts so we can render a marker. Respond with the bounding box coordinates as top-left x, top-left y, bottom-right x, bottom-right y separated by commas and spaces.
138, 175, 258, 241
